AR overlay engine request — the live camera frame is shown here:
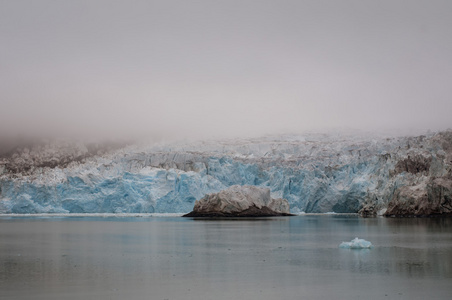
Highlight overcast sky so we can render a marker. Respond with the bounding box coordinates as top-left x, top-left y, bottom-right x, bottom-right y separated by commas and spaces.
1, 0, 451, 140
